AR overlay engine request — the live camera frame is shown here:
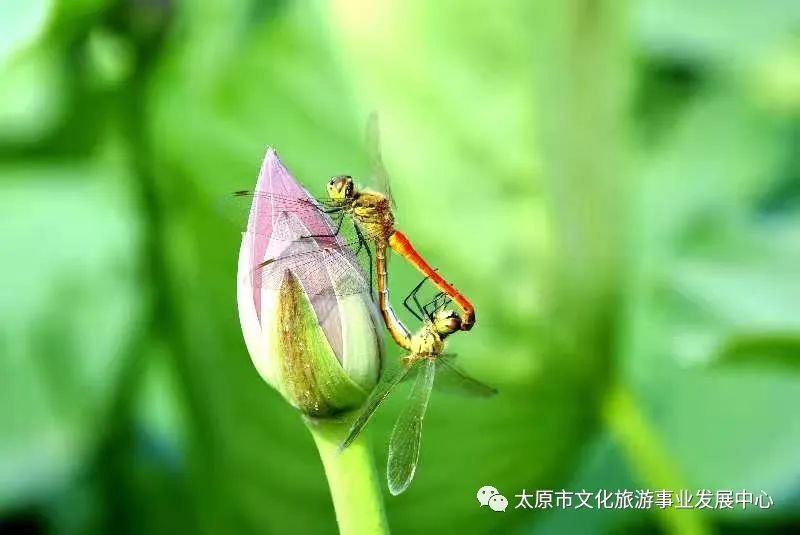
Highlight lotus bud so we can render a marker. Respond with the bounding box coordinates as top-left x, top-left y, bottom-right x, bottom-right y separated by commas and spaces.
237, 148, 384, 417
